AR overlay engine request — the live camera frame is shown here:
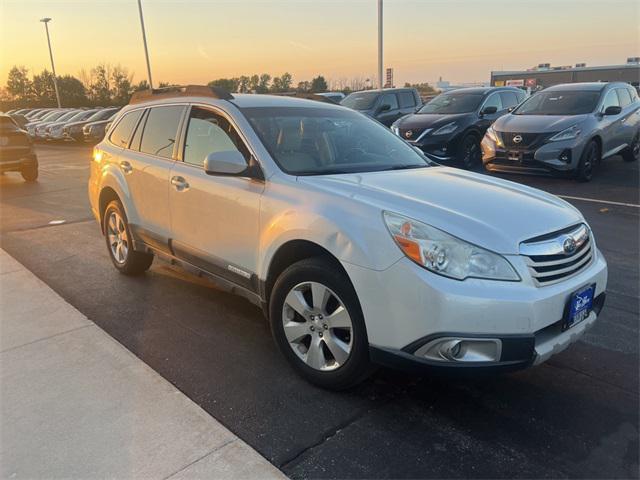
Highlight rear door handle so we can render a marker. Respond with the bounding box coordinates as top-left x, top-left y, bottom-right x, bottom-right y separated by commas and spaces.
171, 175, 189, 192
120, 161, 133, 174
